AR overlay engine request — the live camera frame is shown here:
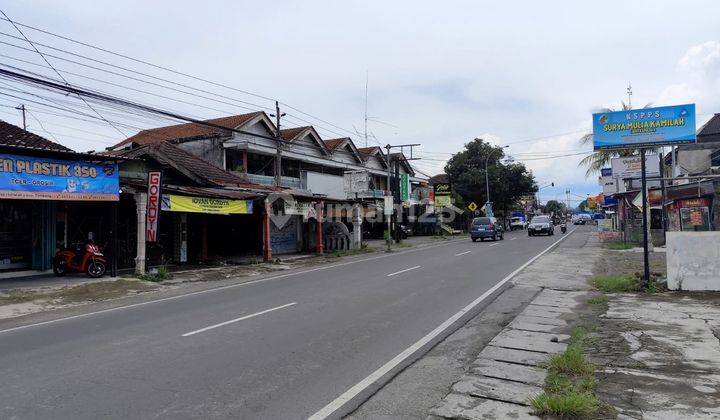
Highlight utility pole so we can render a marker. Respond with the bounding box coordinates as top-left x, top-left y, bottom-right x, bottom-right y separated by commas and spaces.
565, 189, 570, 219
484, 145, 509, 217
364, 71, 369, 148
383, 143, 421, 252
270, 101, 286, 187
627, 83, 633, 109
15, 104, 26, 129
385, 144, 392, 252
